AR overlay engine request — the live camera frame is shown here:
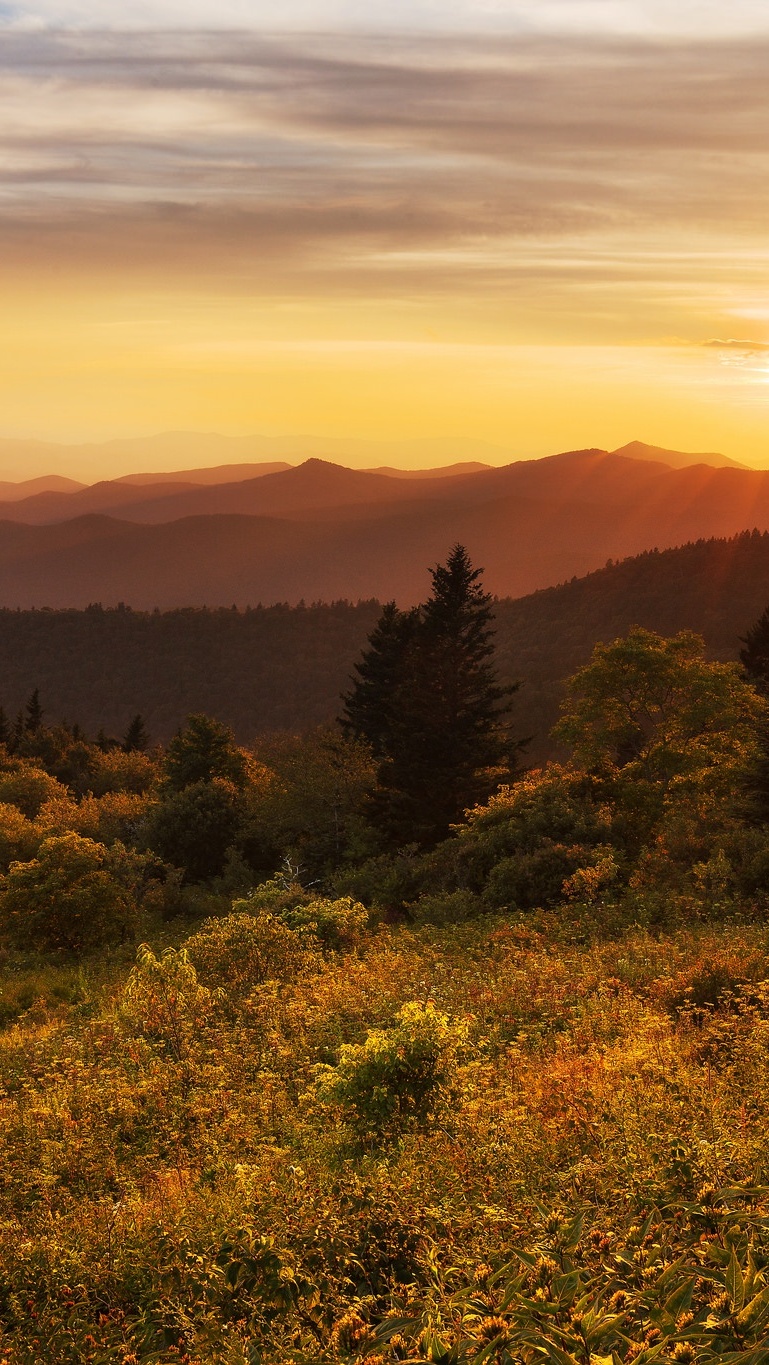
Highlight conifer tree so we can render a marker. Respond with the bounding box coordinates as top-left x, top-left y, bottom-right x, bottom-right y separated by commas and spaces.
24, 688, 43, 734
123, 714, 149, 753
0, 707, 11, 749
740, 605, 769, 695
340, 602, 419, 758
342, 545, 520, 846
